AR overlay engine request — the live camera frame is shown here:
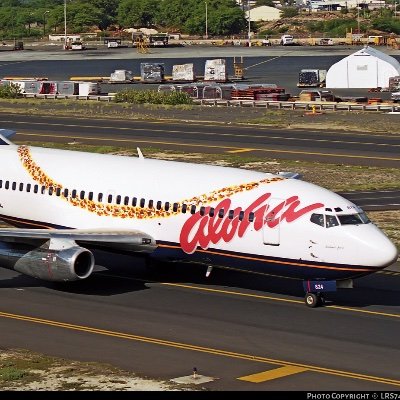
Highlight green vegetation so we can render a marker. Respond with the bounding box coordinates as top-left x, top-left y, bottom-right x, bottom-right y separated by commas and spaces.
0, 366, 29, 381
0, 83, 21, 99
0, 0, 246, 38
114, 90, 193, 105
306, 18, 360, 37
